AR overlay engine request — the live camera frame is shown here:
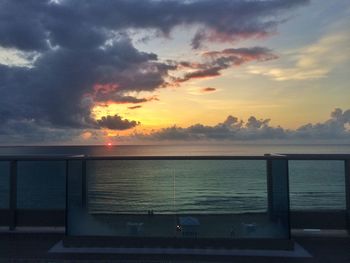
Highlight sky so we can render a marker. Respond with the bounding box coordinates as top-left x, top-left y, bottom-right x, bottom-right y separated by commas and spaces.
0, 0, 349, 145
